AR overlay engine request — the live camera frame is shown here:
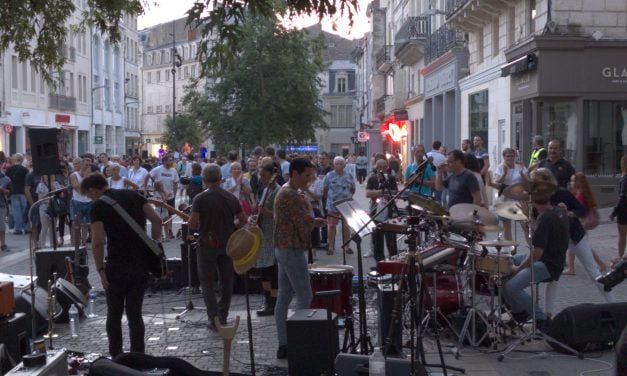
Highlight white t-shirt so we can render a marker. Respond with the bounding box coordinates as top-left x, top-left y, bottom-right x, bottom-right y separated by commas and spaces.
222, 176, 251, 200
149, 165, 179, 196
108, 176, 126, 189
127, 167, 148, 187
280, 160, 290, 176
71, 171, 91, 203
494, 164, 527, 186
427, 150, 446, 167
